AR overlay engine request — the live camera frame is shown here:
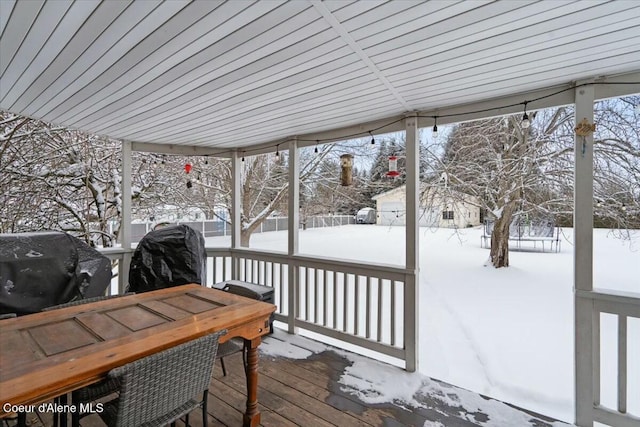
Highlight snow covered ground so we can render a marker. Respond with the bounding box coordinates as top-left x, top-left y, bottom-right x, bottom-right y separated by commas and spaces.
206, 225, 639, 424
